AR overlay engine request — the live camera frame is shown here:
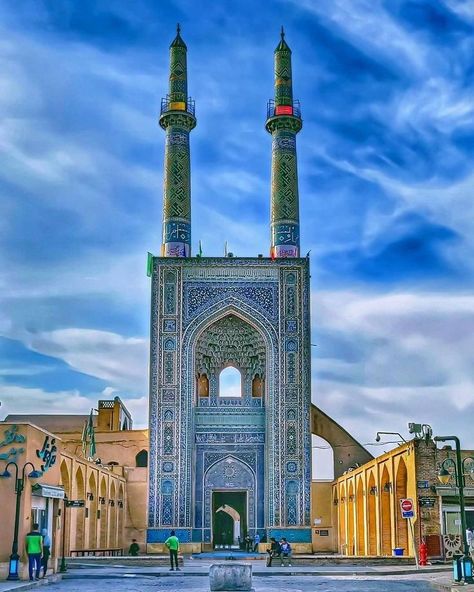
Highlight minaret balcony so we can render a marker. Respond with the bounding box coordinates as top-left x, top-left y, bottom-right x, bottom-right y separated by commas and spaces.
161, 96, 195, 116
267, 99, 301, 119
